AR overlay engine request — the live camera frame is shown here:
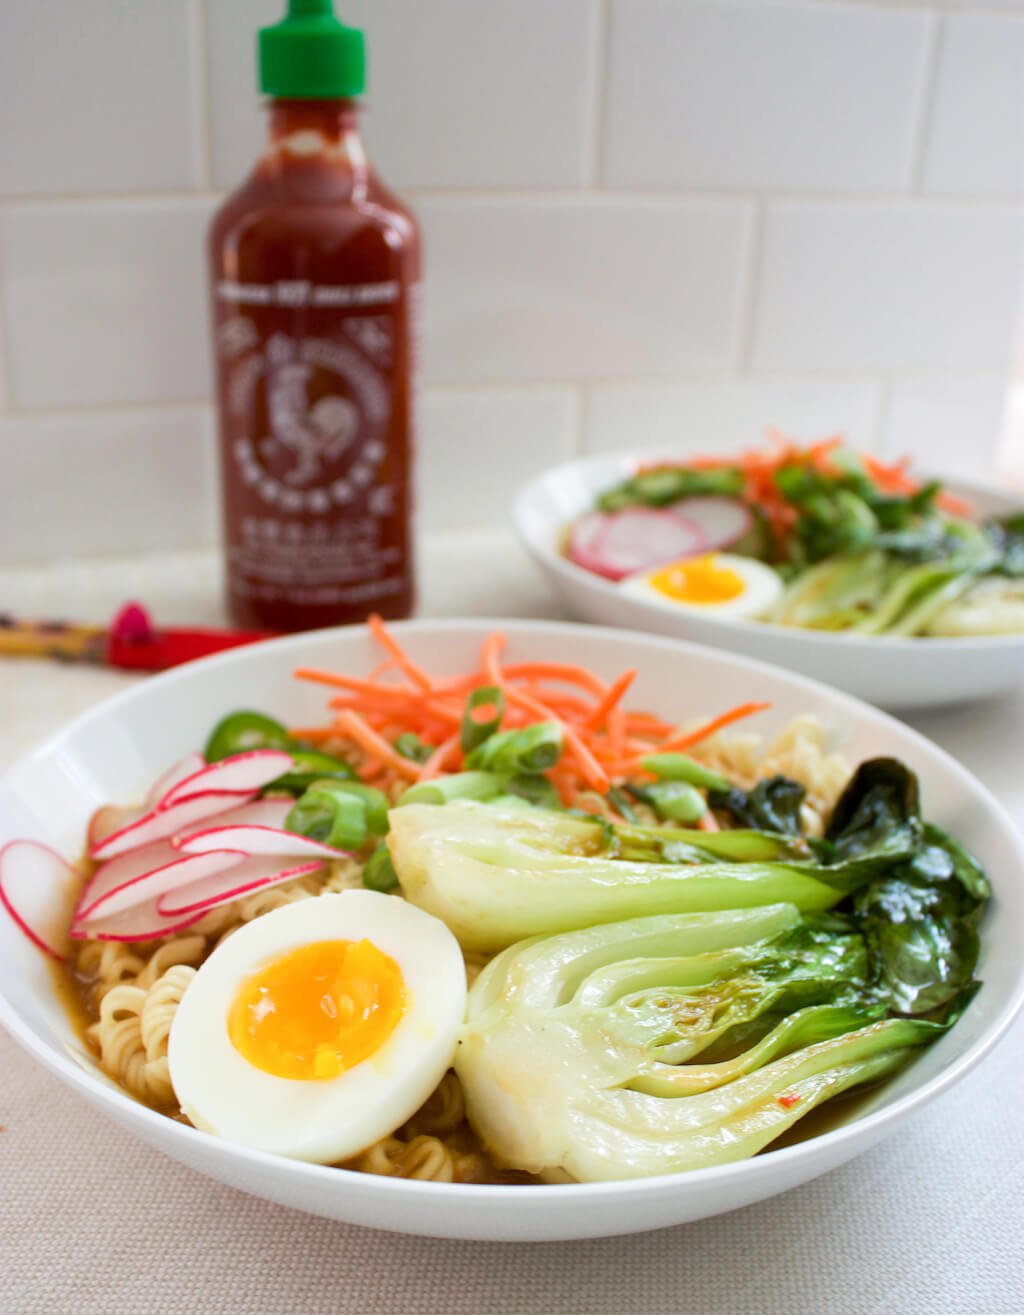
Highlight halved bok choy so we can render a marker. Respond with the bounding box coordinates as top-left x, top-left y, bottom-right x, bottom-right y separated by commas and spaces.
455, 905, 973, 1181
